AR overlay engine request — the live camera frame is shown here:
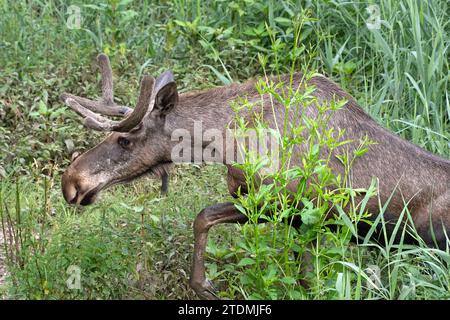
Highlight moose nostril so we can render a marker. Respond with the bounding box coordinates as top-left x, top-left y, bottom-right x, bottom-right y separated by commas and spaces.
68, 190, 79, 205
62, 173, 80, 205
